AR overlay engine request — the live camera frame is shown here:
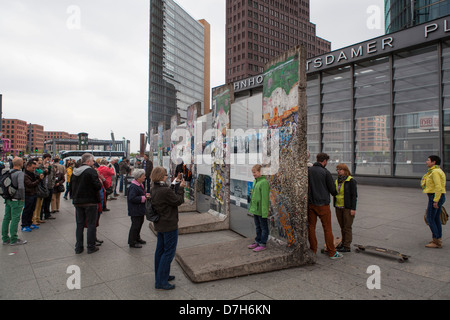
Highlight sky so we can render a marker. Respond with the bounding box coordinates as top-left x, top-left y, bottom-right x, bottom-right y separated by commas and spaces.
0, 0, 384, 153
